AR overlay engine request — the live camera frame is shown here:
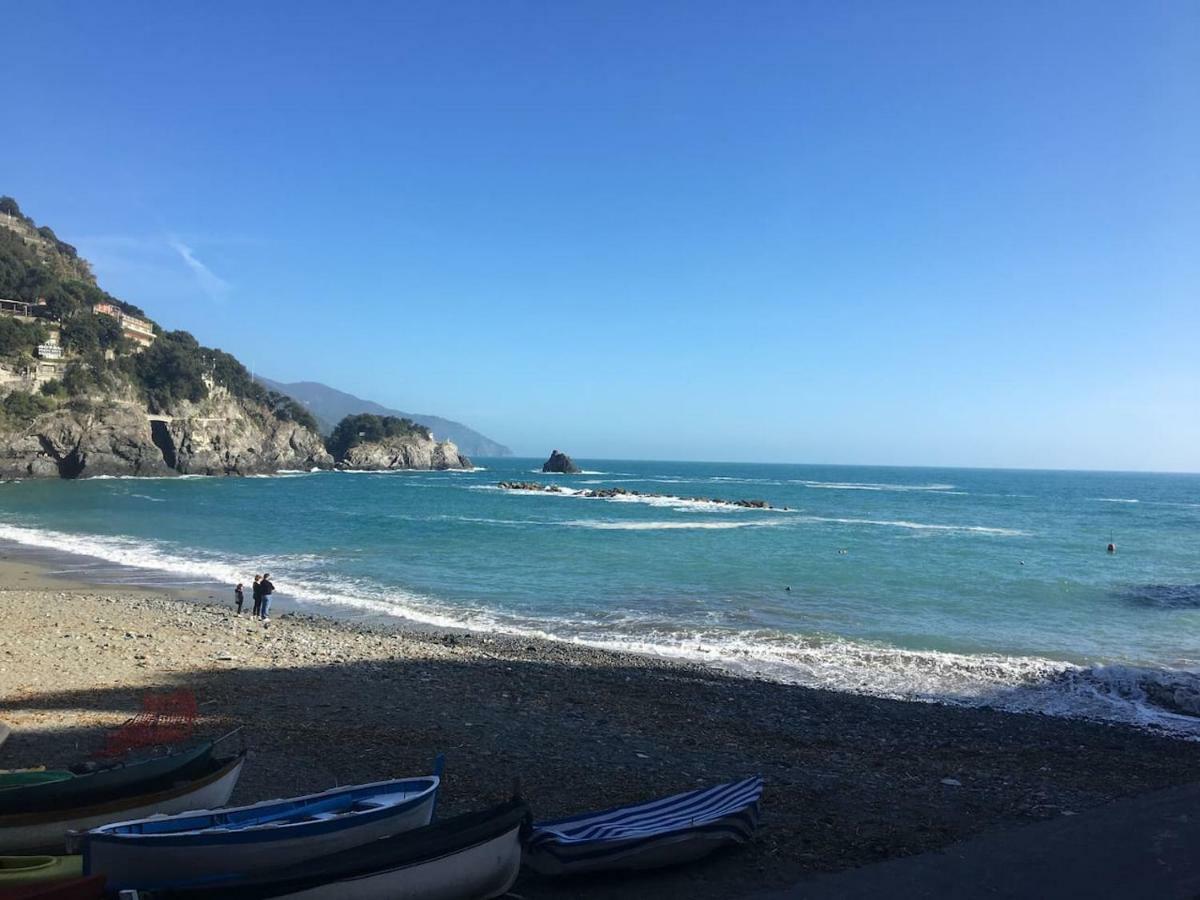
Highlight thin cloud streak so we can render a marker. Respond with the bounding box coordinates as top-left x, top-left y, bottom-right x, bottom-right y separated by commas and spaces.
168, 236, 230, 301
